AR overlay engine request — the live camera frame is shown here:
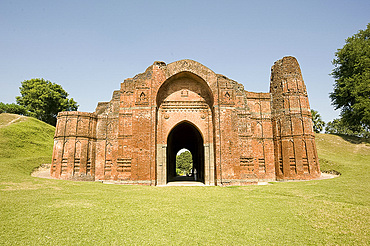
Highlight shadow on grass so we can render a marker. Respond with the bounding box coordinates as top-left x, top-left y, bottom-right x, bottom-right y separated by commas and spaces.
319, 158, 341, 175
332, 133, 370, 145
